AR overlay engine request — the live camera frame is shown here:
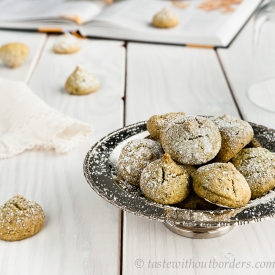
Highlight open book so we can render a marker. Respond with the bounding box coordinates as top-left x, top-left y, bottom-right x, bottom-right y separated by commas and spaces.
0, 0, 261, 47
